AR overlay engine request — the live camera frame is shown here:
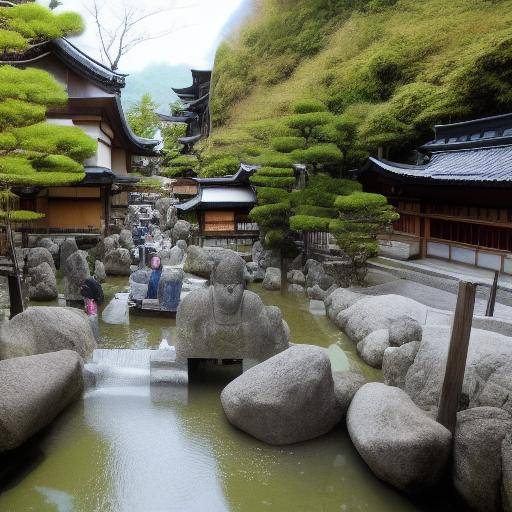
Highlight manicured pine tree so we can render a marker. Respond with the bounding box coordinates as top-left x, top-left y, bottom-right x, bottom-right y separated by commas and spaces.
249, 155, 297, 292
0, 3, 96, 315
